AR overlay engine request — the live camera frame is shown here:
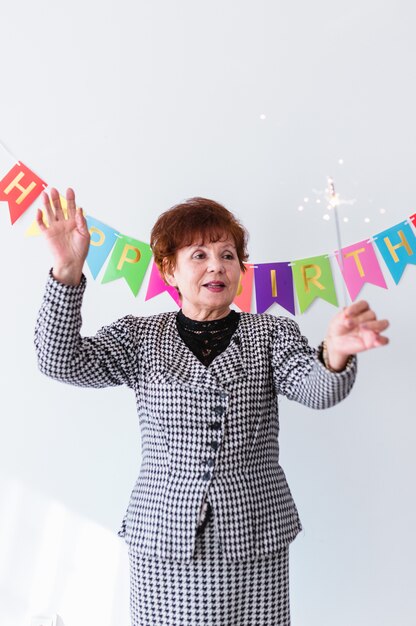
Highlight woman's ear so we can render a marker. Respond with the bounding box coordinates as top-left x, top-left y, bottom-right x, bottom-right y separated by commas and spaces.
162, 259, 177, 287
165, 273, 177, 287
